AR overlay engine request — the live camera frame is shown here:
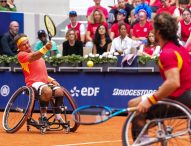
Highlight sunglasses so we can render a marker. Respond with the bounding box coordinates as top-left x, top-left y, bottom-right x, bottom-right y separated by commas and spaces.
0, 1, 7, 3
